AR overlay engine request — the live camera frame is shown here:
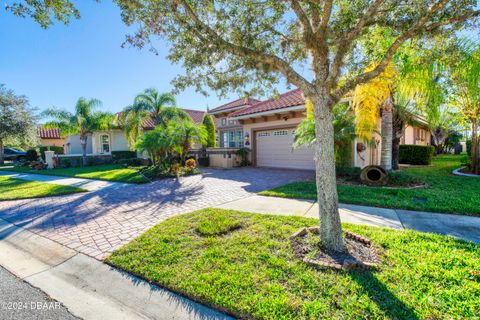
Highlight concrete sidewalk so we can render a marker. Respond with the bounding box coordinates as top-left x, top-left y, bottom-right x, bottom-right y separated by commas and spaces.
0, 218, 233, 320
0, 171, 130, 192
215, 195, 480, 244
